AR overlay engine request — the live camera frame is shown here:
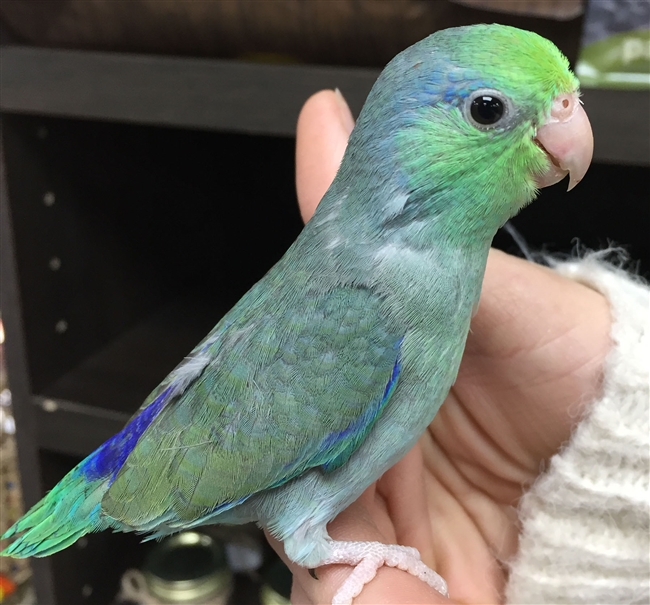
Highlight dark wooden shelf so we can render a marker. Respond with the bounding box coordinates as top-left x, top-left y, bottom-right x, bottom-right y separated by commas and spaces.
581, 87, 650, 167
34, 298, 222, 457
0, 45, 378, 137
1, 45, 648, 165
